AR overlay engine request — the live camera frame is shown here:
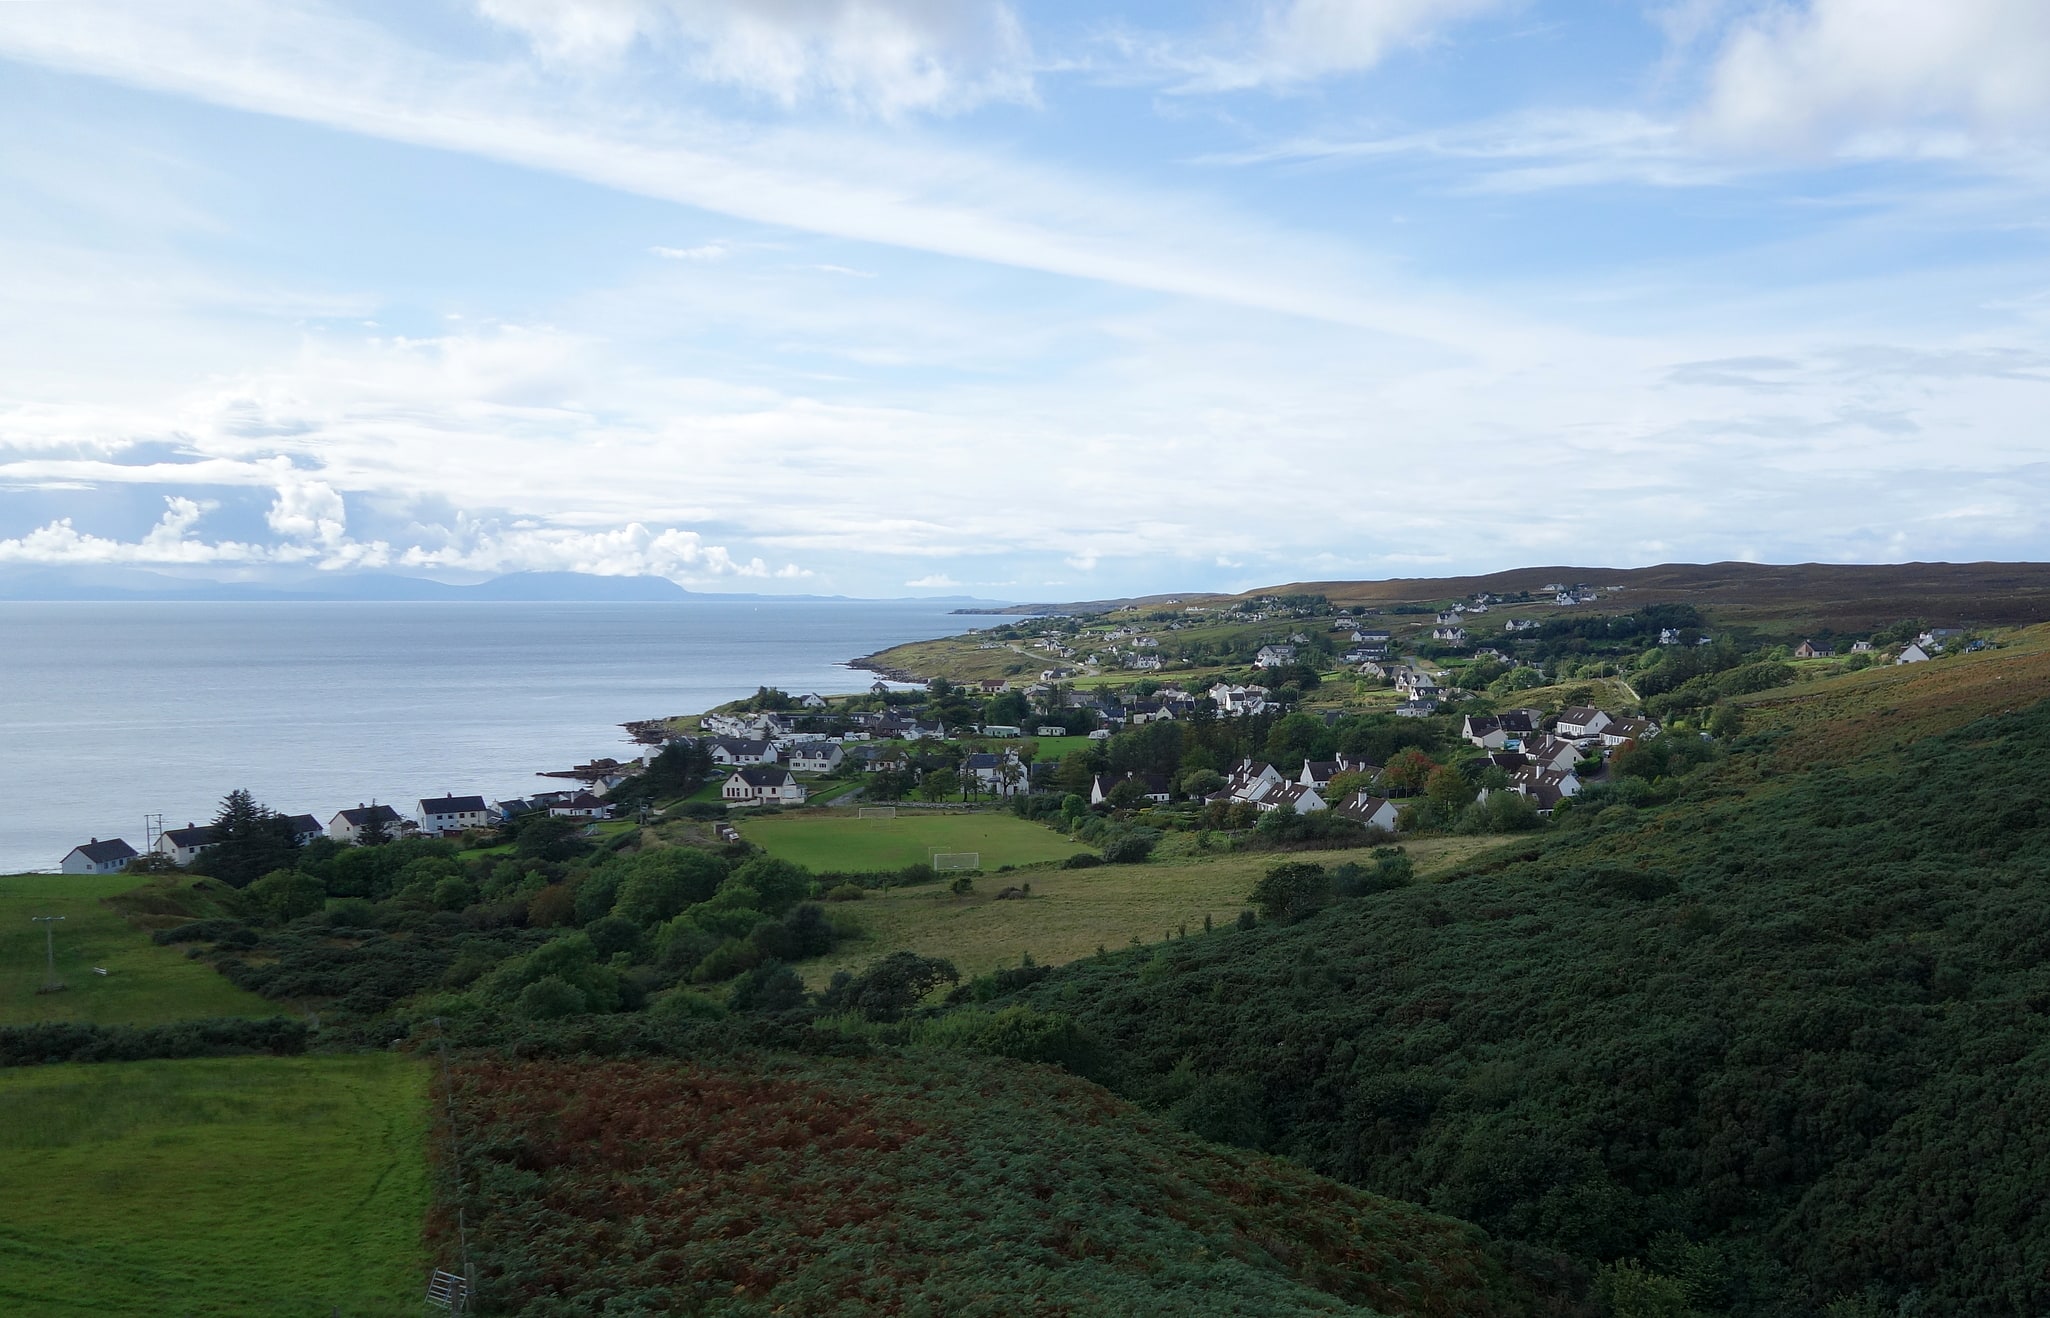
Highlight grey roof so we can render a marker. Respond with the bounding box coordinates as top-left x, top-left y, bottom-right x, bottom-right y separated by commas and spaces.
282, 814, 323, 836
733, 766, 795, 787
420, 795, 488, 815
162, 825, 216, 847
334, 805, 401, 826
70, 838, 137, 863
